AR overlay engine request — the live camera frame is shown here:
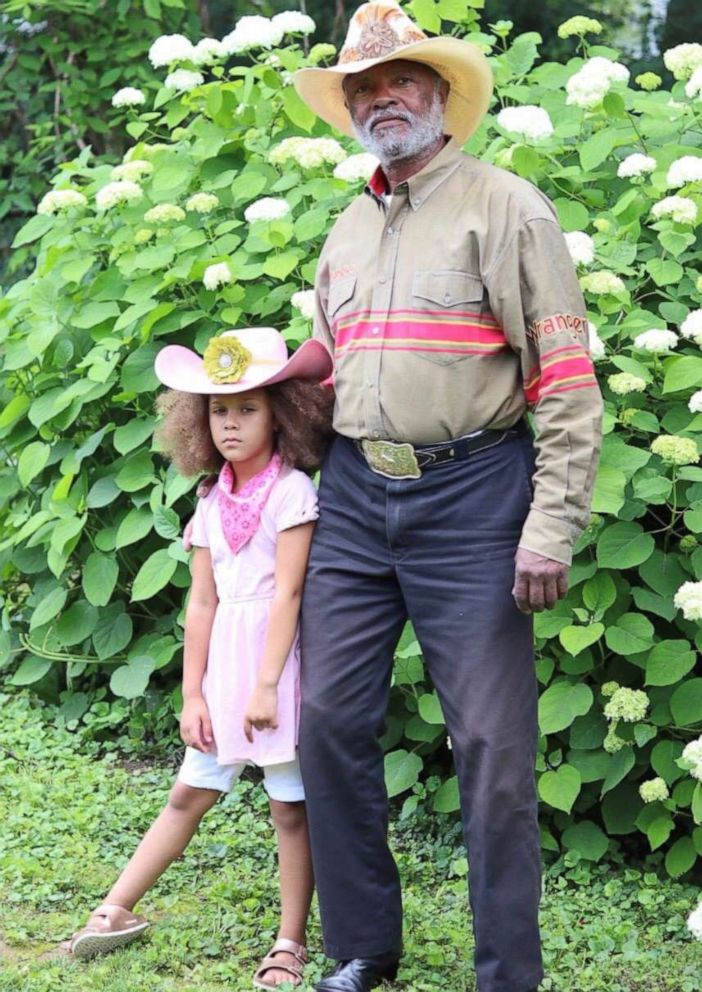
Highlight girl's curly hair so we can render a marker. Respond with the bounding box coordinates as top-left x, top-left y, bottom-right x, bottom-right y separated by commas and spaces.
155, 379, 335, 477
